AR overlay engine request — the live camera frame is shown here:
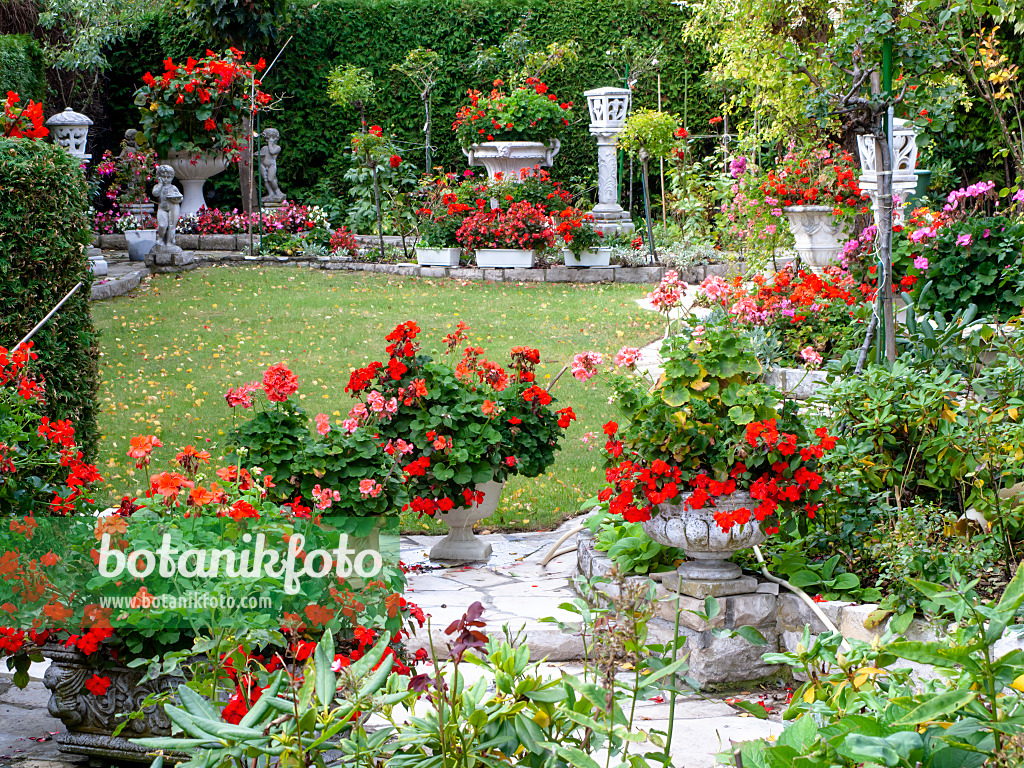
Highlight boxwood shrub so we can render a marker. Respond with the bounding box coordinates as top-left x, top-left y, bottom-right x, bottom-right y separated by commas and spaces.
0, 138, 99, 458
